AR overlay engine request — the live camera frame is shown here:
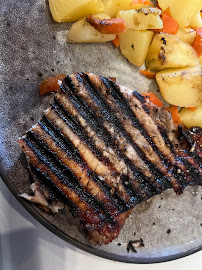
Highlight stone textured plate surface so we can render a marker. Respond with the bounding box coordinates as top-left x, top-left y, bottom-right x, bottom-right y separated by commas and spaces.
0, 0, 201, 263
